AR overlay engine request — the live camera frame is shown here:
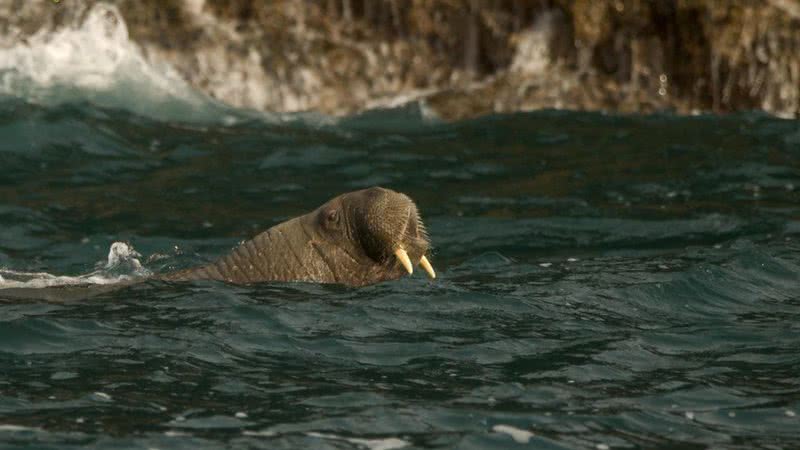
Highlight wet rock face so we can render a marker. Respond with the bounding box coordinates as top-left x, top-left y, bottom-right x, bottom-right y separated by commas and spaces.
1, 0, 799, 119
